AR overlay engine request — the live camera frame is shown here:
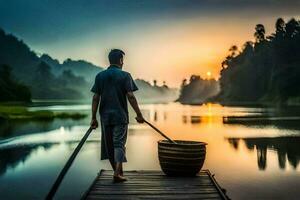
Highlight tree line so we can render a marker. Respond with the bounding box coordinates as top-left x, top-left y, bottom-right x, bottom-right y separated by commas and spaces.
217, 18, 300, 104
